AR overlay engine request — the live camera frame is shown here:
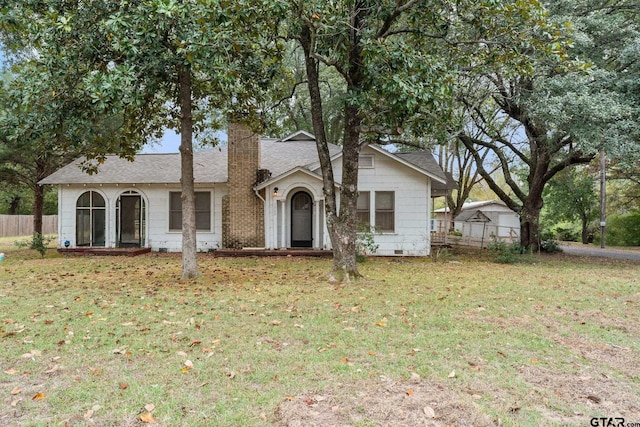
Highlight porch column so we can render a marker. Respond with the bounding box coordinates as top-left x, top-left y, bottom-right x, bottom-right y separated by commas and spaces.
313, 200, 319, 249
279, 199, 286, 248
